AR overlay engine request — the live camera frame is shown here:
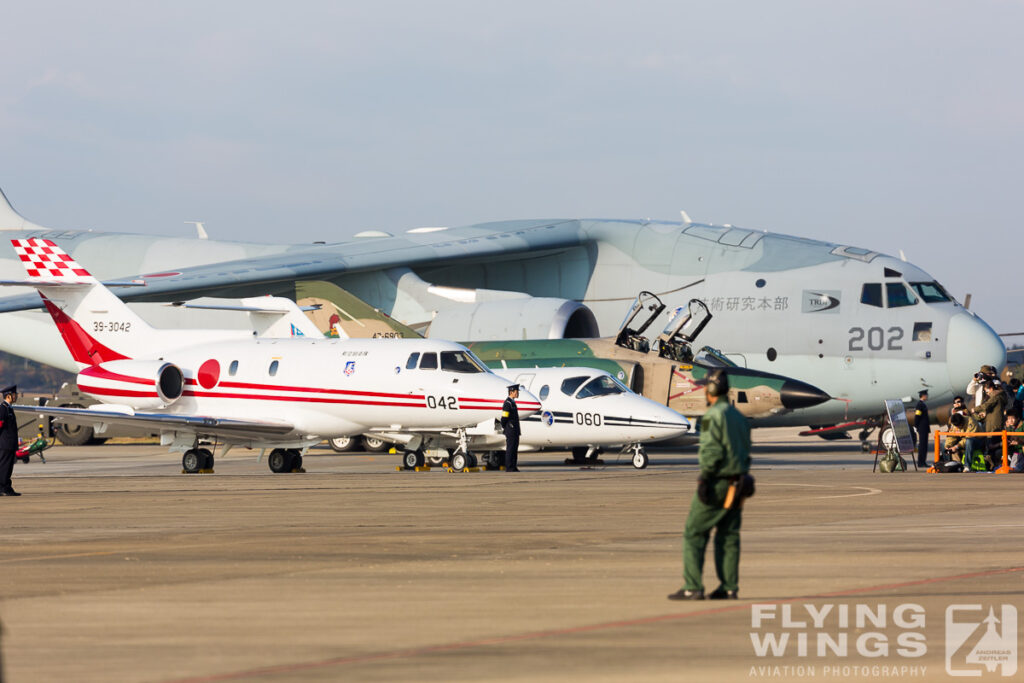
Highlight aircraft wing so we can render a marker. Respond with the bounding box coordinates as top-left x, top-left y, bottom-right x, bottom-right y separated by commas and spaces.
20, 405, 296, 440
0, 219, 584, 313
